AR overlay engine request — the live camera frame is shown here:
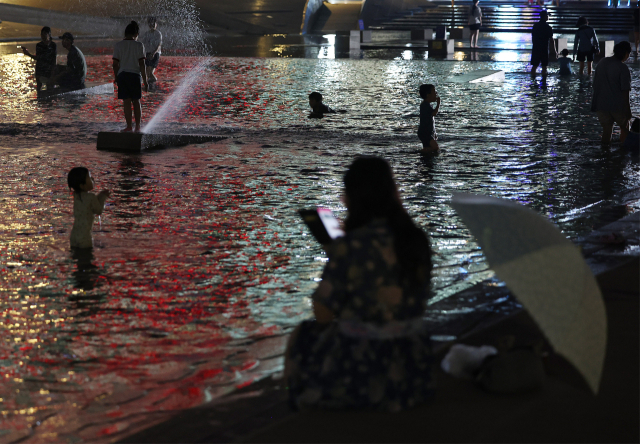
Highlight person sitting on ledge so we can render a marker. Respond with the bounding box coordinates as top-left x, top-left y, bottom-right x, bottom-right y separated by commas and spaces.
21, 26, 57, 92
48, 32, 87, 90
308, 91, 336, 118
285, 156, 435, 412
